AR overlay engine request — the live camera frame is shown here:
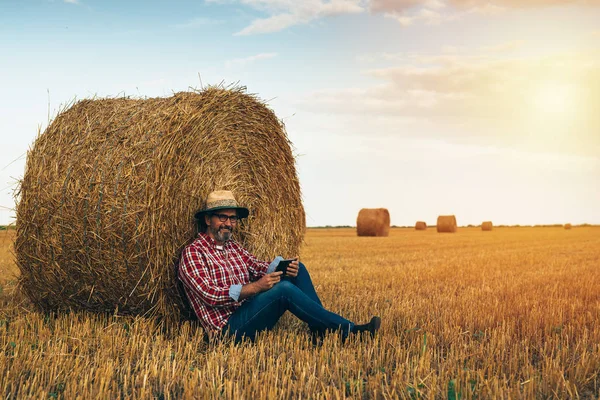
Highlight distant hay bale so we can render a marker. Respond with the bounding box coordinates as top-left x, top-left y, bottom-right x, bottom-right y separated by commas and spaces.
481, 221, 493, 231
15, 86, 305, 322
436, 215, 457, 233
415, 221, 427, 230
564, 223, 572, 230
356, 208, 390, 237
